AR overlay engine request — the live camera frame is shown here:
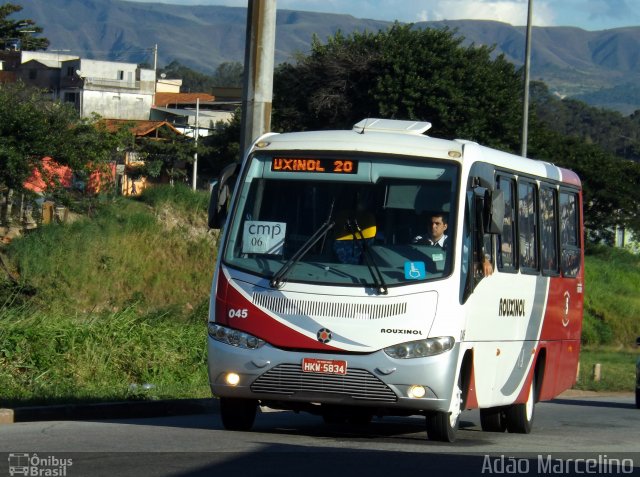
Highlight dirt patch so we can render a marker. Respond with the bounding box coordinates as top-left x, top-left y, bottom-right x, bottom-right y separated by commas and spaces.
154, 204, 219, 244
